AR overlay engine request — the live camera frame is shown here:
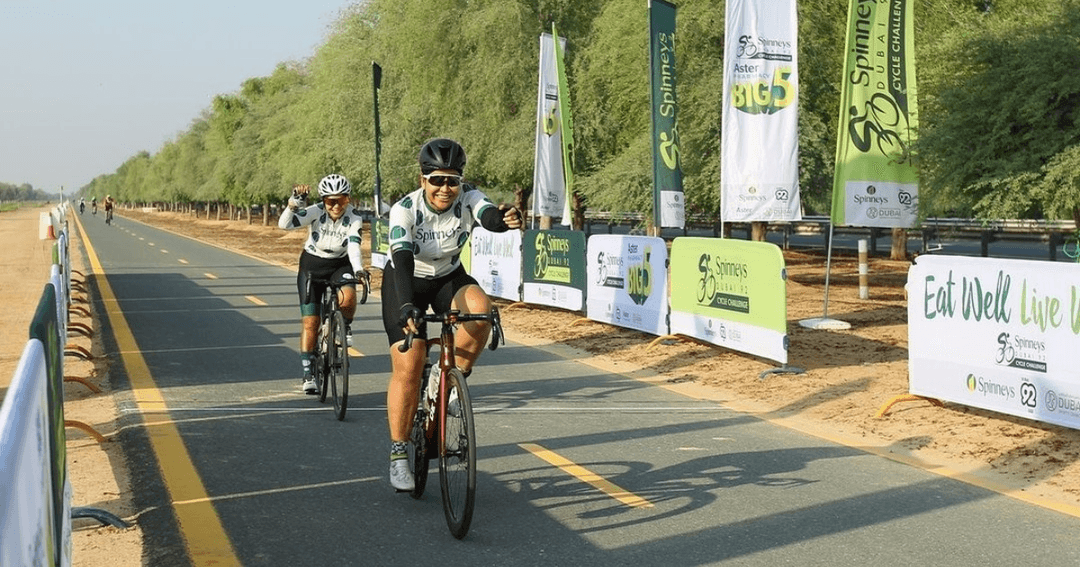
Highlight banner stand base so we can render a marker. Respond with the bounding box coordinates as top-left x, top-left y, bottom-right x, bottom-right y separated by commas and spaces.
759, 364, 806, 380
797, 317, 851, 330
72, 507, 131, 529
